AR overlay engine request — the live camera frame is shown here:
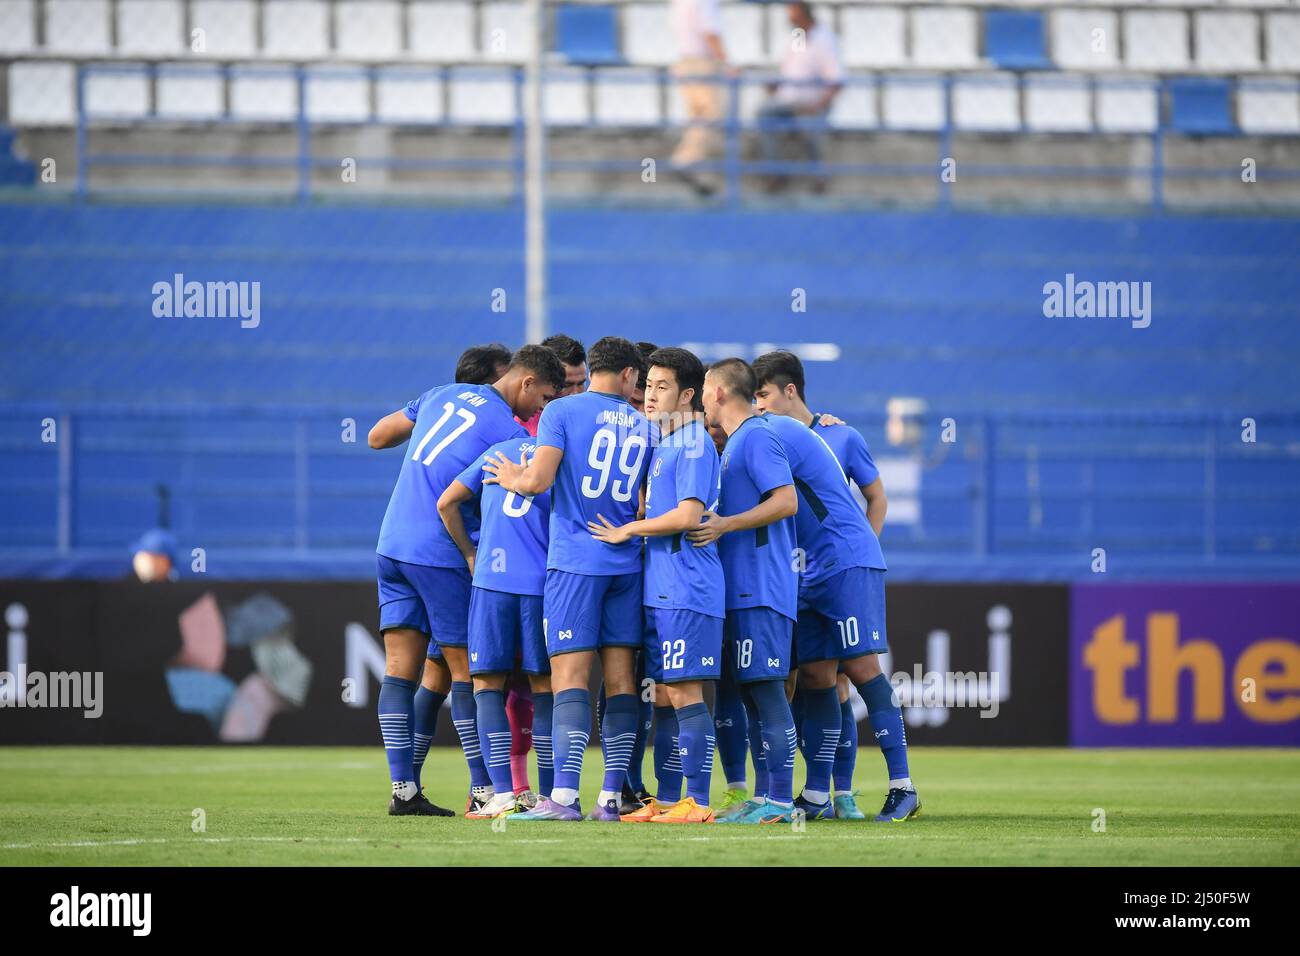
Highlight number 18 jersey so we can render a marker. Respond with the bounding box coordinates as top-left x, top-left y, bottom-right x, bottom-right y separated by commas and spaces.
535, 390, 654, 576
